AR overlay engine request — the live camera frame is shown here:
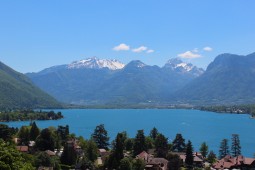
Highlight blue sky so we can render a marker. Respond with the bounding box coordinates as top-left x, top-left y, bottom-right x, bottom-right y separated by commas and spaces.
0, 0, 255, 73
